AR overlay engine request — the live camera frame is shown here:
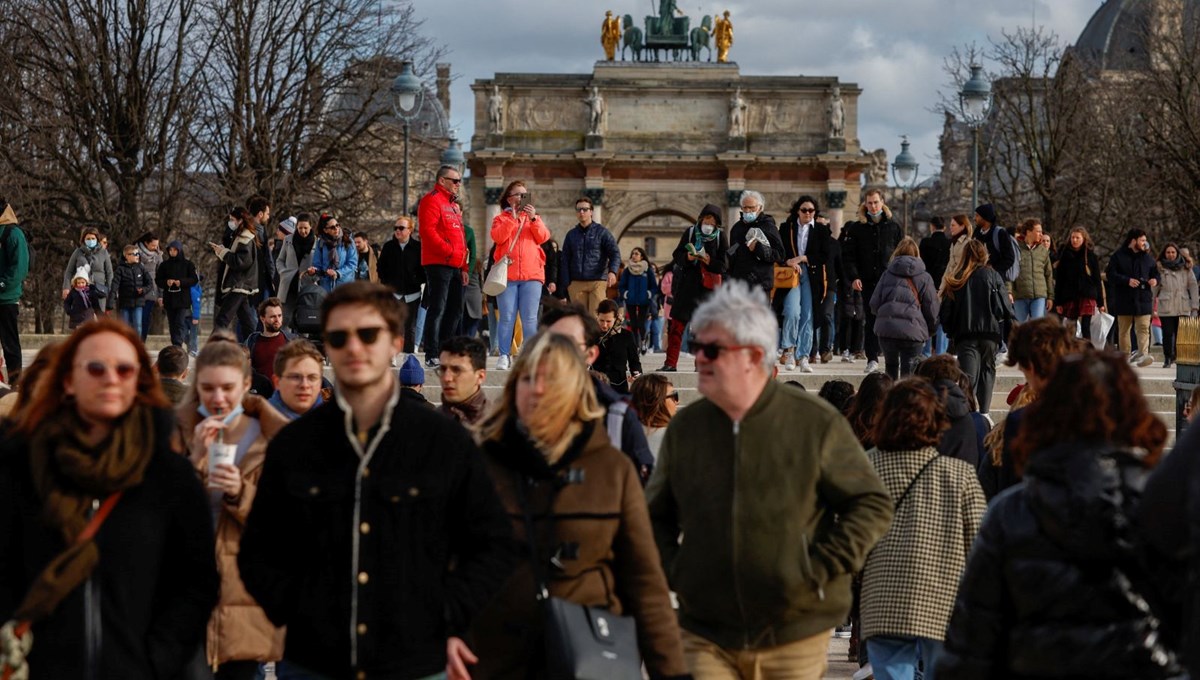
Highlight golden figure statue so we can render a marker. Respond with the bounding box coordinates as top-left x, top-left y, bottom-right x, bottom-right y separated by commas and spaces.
714, 10, 733, 63
602, 10, 621, 61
